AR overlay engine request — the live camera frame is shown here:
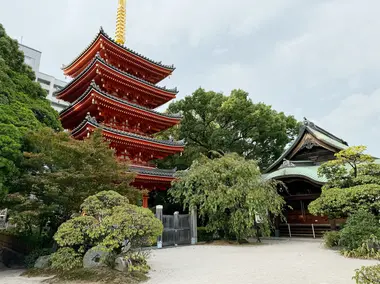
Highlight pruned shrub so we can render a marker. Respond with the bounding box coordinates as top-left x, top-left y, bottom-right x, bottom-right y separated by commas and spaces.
50, 248, 82, 270
53, 191, 163, 272
24, 248, 52, 268
198, 227, 214, 242
353, 264, 380, 284
323, 231, 341, 248
339, 211, 380, 250
342, 235, 380, 260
